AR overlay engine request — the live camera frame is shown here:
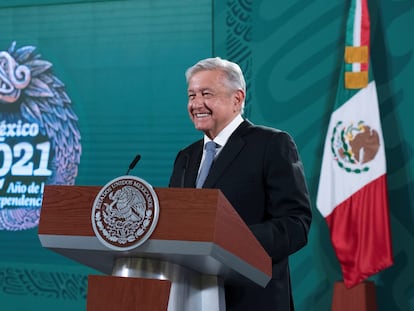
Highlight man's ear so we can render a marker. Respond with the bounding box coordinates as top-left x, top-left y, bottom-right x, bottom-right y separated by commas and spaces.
233, 89, 245, 107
